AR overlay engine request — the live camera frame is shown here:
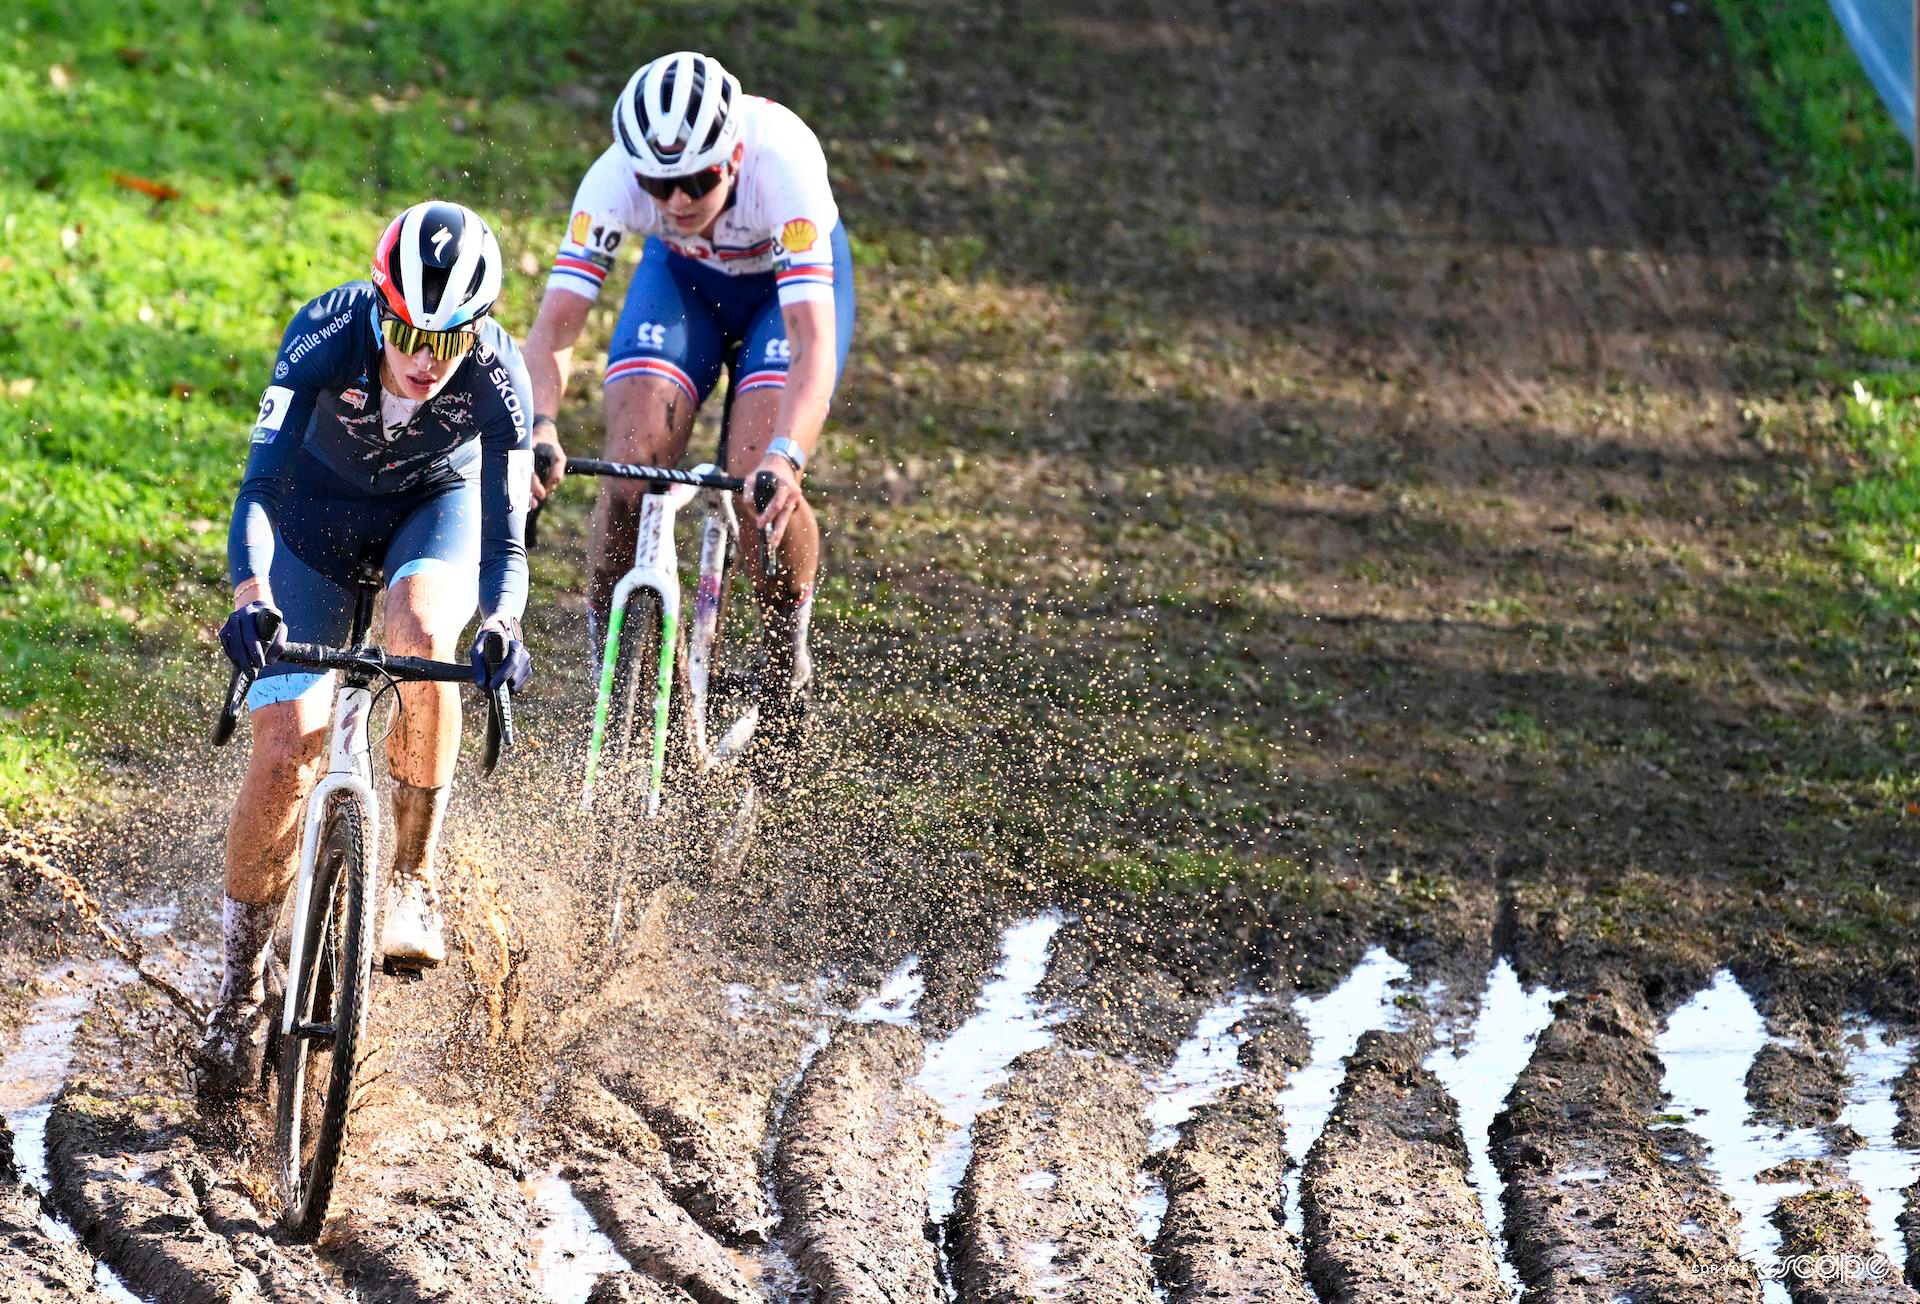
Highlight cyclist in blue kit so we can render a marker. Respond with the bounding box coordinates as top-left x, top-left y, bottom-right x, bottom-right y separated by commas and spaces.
195, 201, 535, 1097
522, 50, 855, 788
